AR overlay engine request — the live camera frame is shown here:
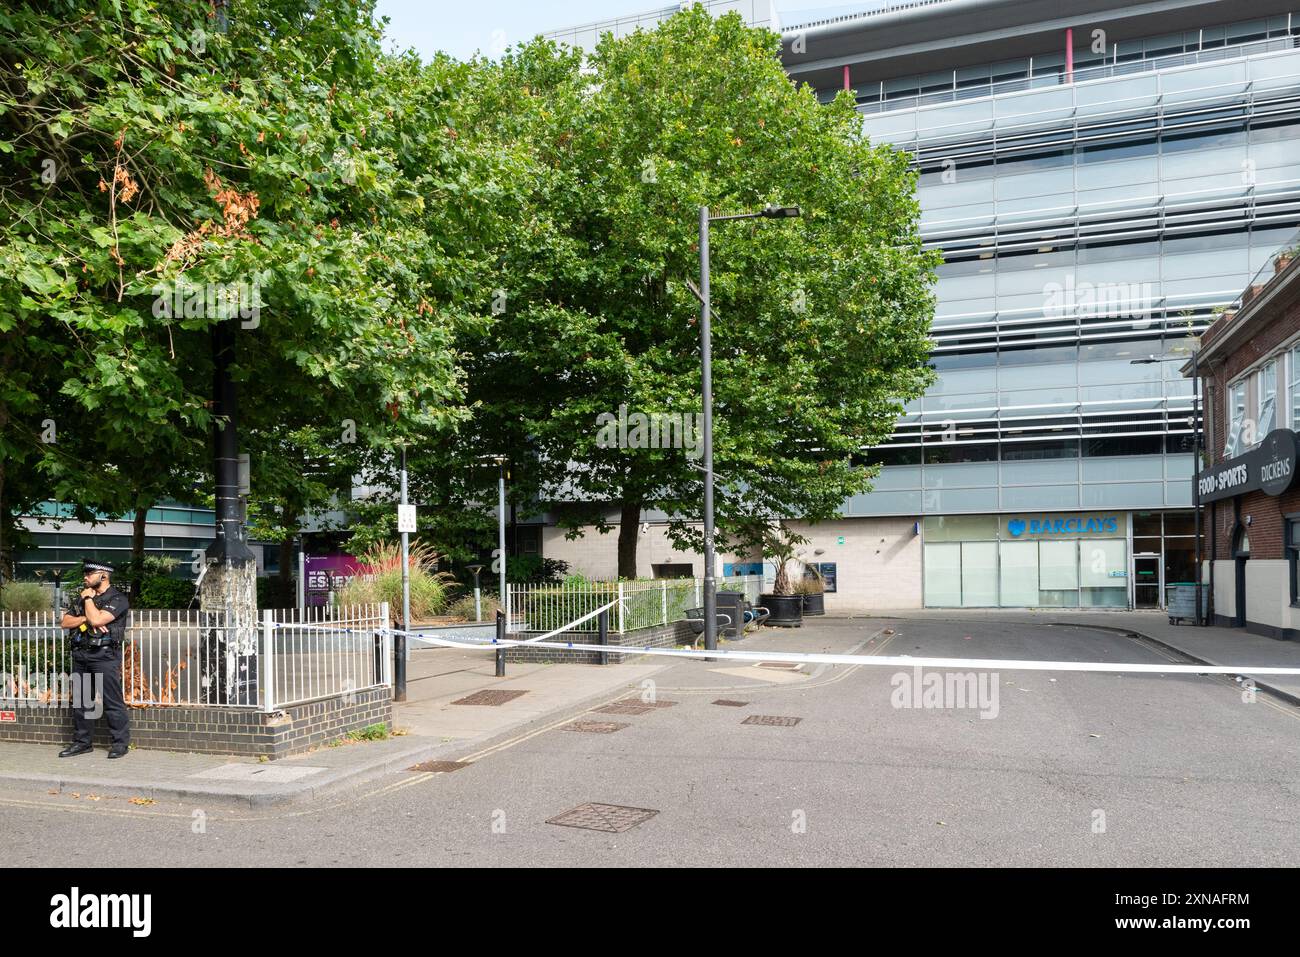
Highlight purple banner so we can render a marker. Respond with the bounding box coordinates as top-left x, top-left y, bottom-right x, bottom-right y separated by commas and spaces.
304, 553, 363, 606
